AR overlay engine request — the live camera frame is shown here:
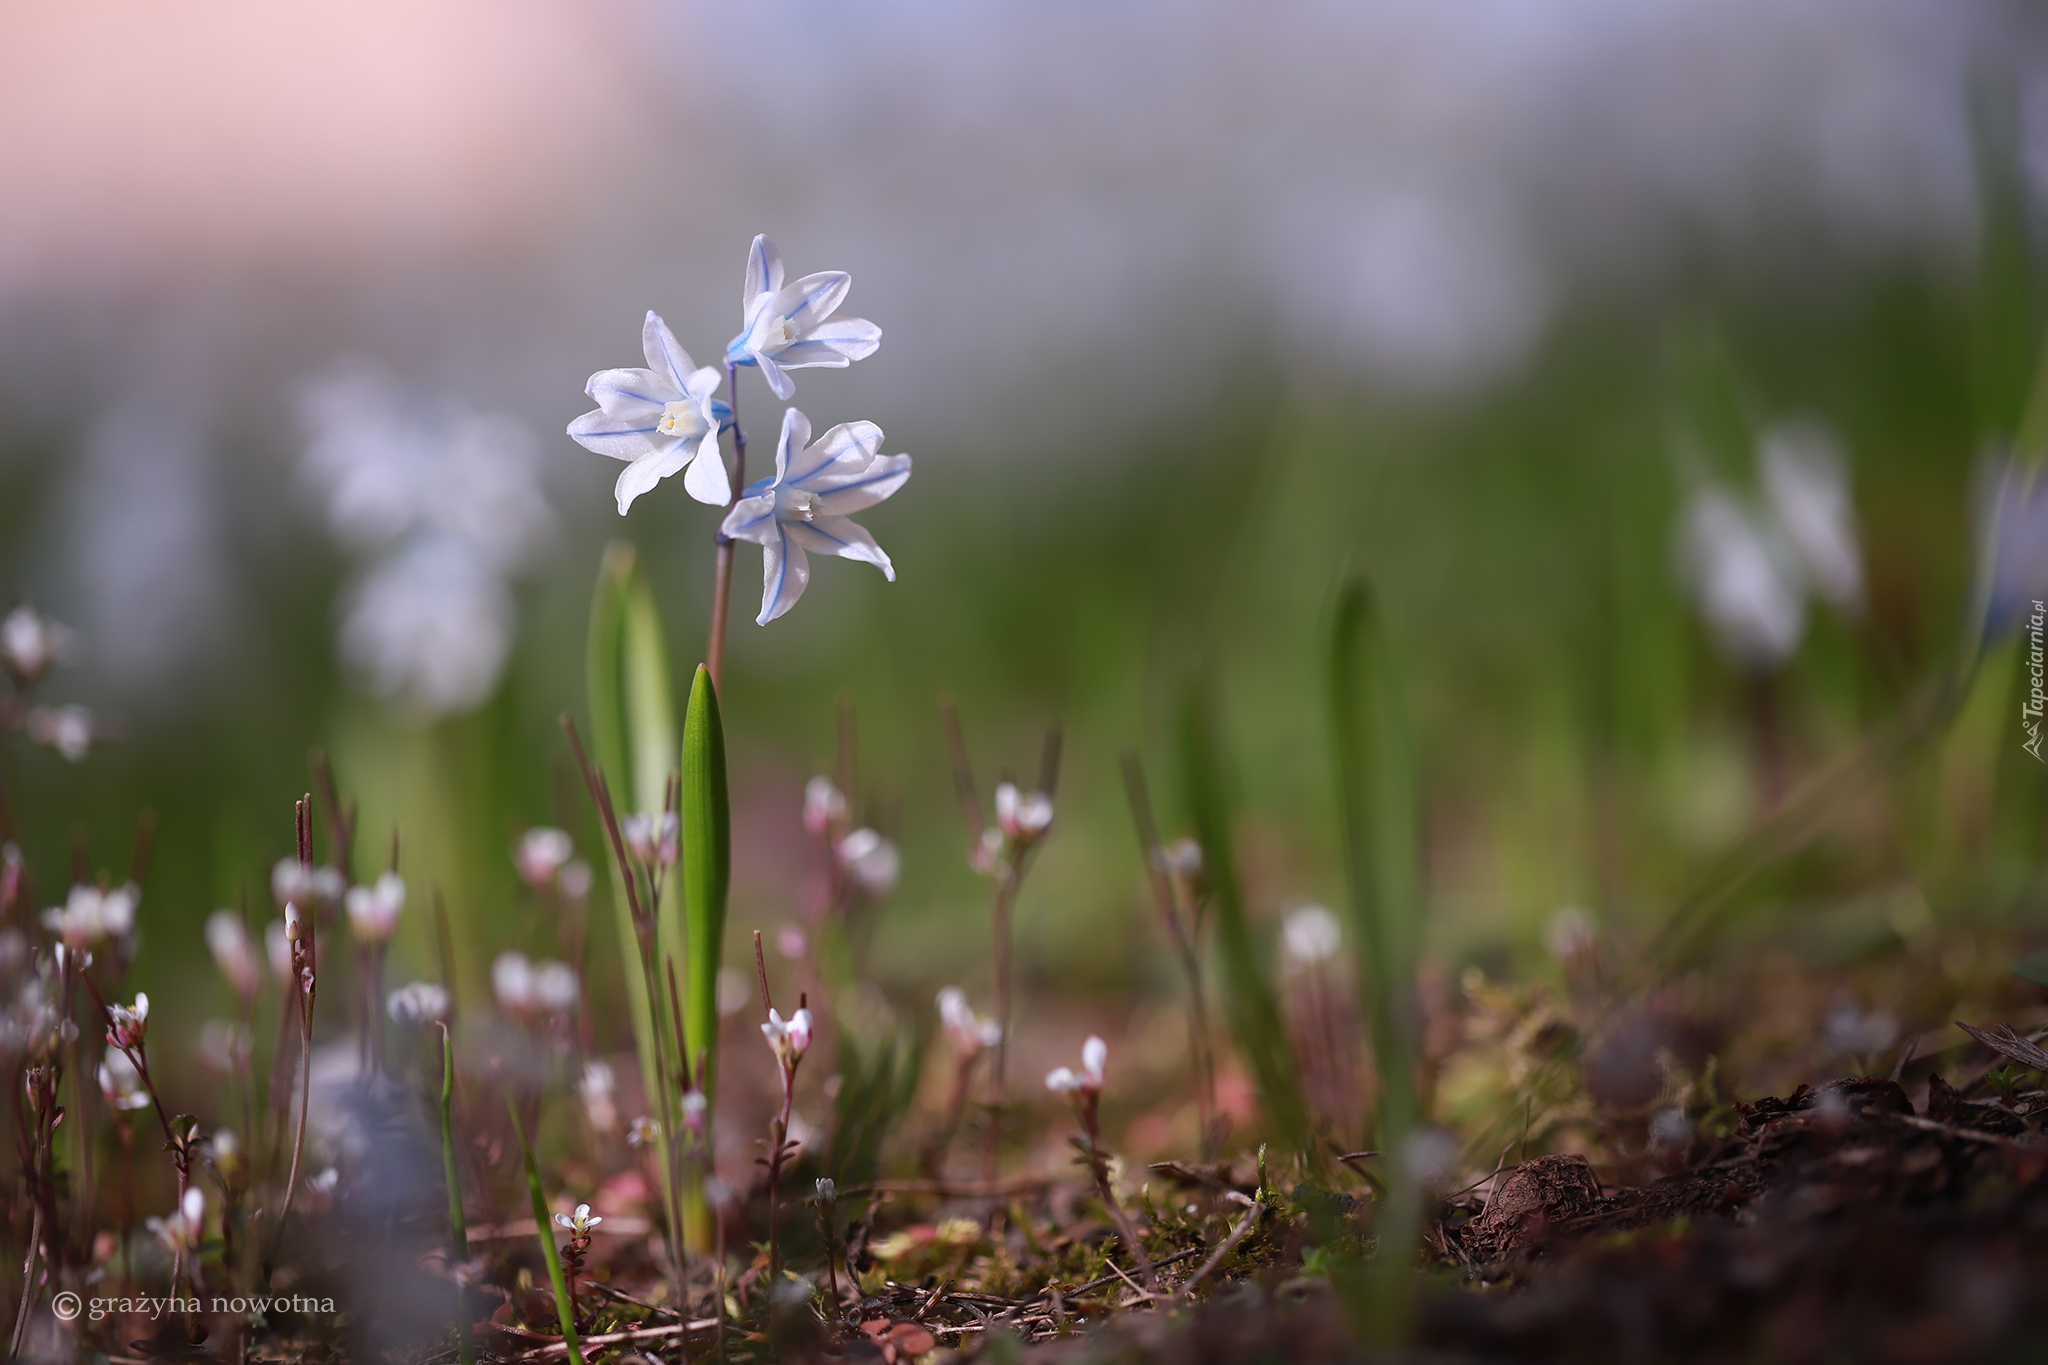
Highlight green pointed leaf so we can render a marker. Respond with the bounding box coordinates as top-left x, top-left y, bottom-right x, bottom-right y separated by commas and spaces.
681, 663, 731, 1098
1179, 674, 1309, 1153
